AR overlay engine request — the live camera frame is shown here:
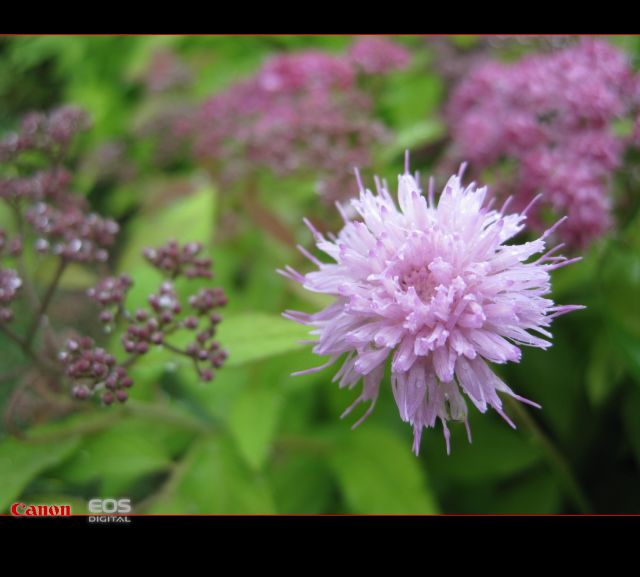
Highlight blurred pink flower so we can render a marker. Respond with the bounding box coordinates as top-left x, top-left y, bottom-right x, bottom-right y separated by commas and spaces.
447, 39, 640, 248
349, 37, 411, 74
194, 49, 397, 203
